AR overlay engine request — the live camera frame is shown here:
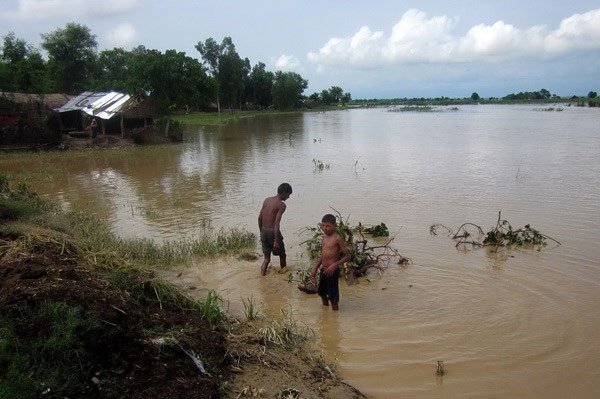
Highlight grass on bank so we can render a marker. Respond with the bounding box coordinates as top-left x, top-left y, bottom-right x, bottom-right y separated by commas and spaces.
0, 302, 103, 399
0, 175, 249, 397
173, 110, 300, 126
258, 308, 315, 350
